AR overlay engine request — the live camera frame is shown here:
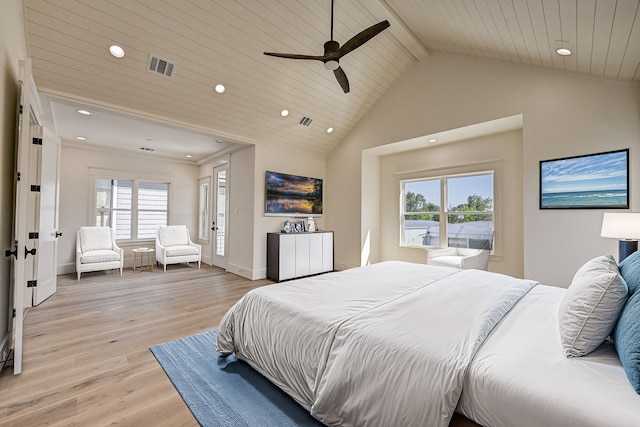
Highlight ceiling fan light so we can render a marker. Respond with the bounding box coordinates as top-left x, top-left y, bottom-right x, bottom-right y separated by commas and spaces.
324, 60, 339, 71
